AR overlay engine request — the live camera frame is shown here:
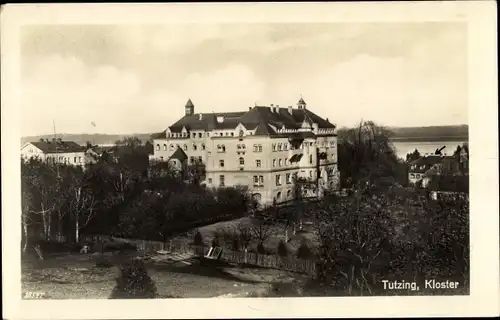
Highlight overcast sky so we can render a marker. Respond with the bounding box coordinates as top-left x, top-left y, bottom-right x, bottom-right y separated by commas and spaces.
20, 23, 468, 136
